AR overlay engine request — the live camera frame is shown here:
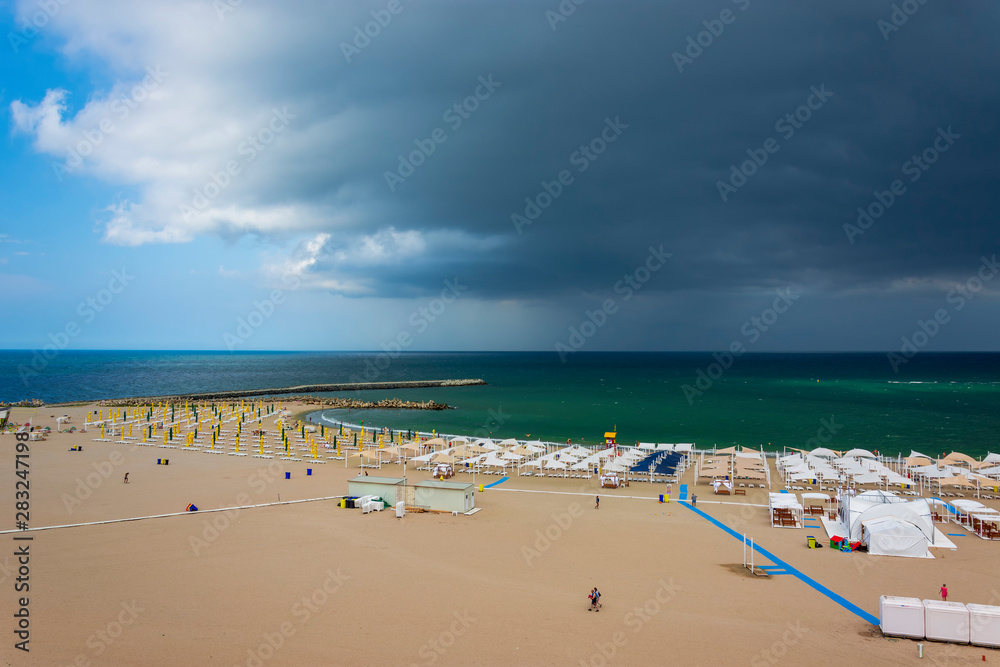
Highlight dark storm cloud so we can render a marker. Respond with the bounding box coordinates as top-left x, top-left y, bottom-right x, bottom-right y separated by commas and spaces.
277, 0, 999, 302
